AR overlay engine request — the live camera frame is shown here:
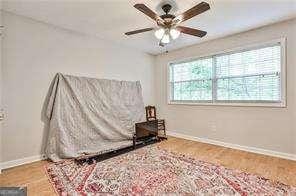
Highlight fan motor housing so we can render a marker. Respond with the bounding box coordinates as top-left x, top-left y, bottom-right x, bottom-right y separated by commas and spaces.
160, 14, 175, 20
160, 3, 175, 25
